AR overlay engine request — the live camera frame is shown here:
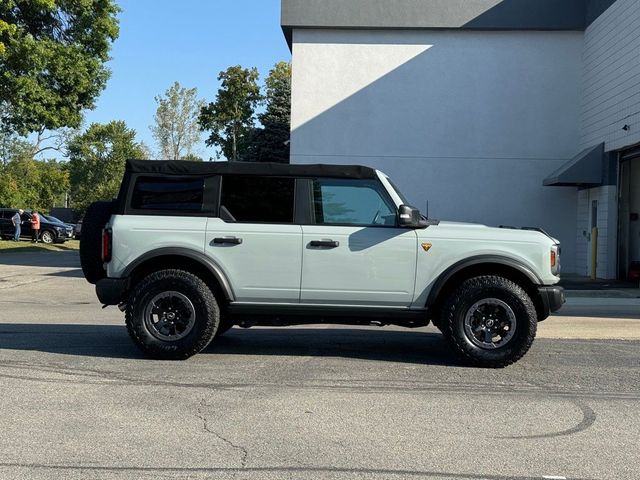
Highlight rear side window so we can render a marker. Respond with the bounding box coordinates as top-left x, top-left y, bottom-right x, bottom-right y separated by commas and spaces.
220, 175, 295, 223
131, 176, 205, 212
